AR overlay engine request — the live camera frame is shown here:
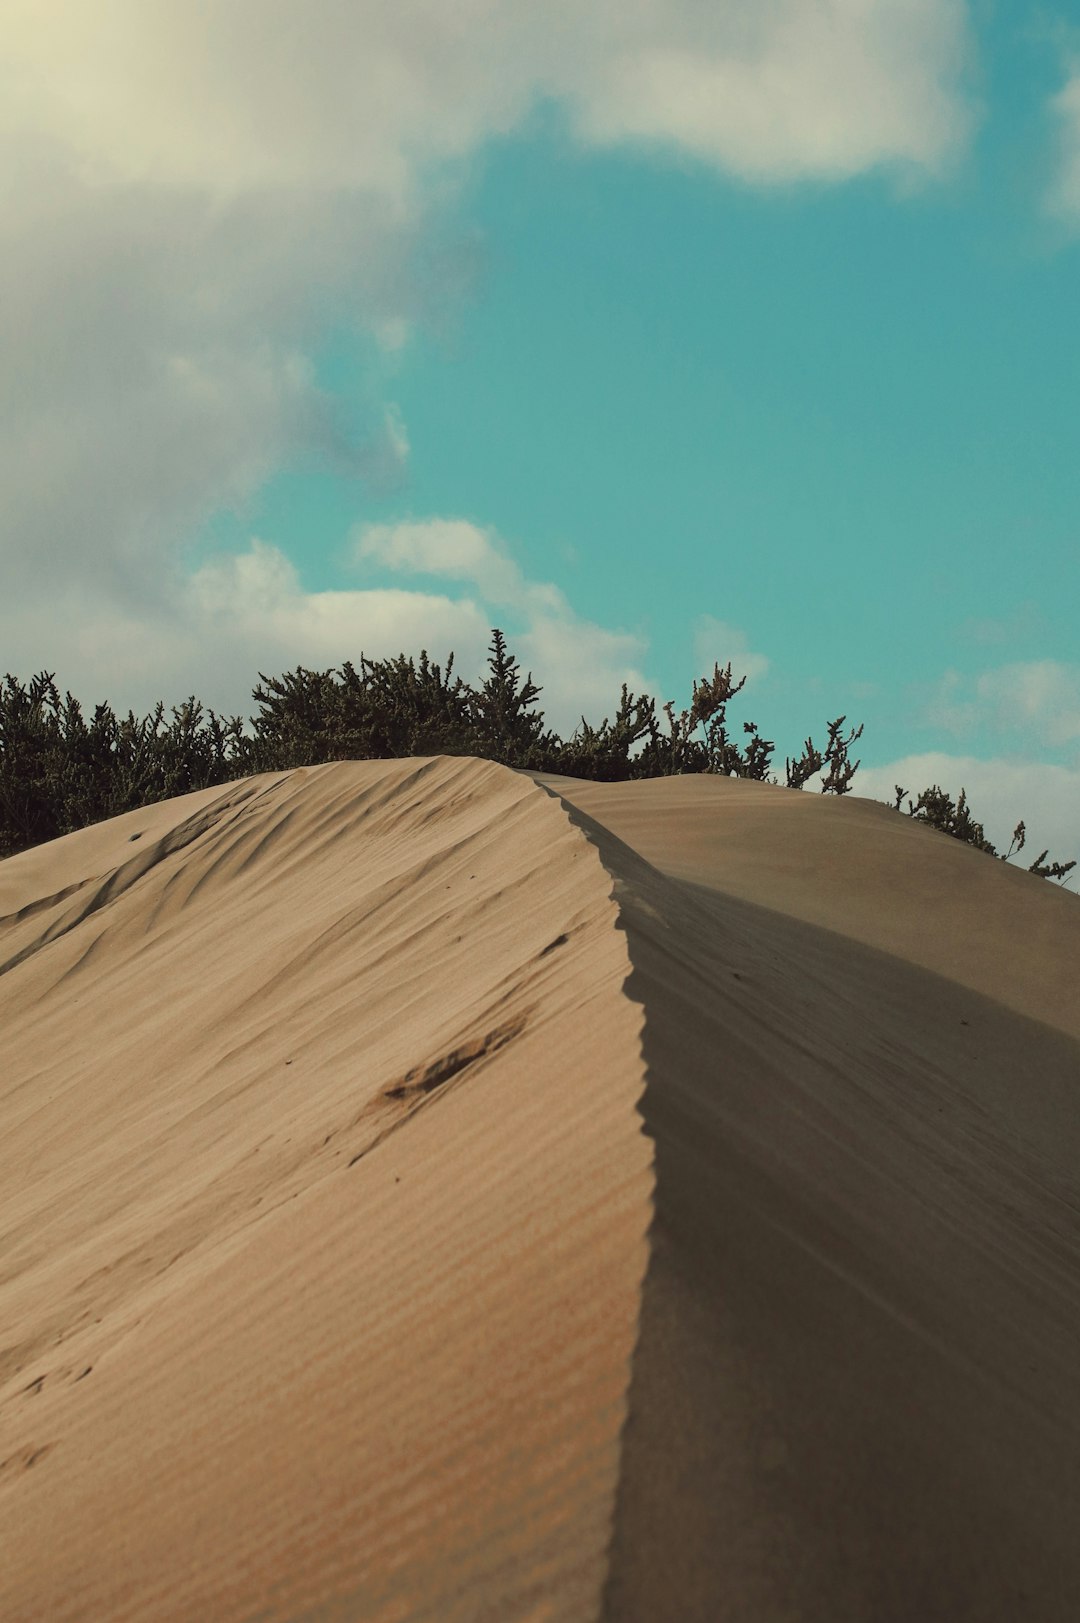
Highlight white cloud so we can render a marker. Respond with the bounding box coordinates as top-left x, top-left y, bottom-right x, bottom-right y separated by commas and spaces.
189, 539, 494, 696
692, 615, 770, 683
4, 538, 493, 719
1048, 62, 1080, 220
926, 661, 1080, 749
4, 523, 650, 740
0, 150, 424, 612
2, 3, 974, 200
573, 1, 973, 183
852, 753, 1079, 875
355, 517, 650, 729
0, 1, 975, 708
356, 518, 526, 605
